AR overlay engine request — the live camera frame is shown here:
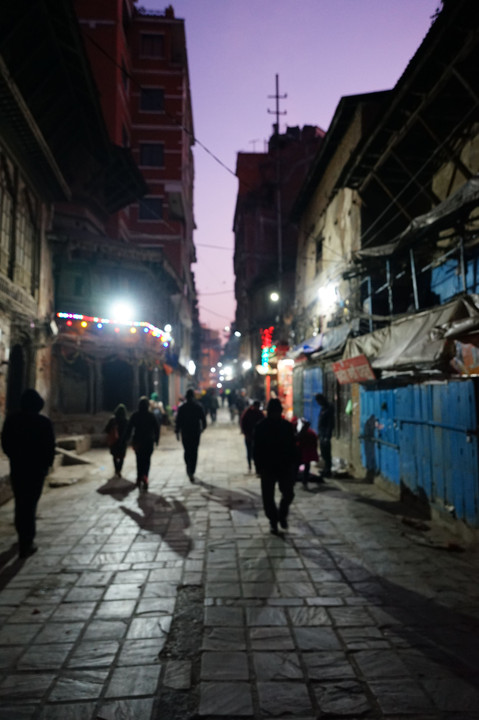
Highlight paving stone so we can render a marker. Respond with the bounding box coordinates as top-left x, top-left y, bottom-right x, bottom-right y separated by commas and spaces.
202, 626, 246, 650
294, 626, 342, 651
245, 606, 288, 626
368, 679, 436, 714
199, 681, 253, 716
201, 651, 249, 680
116, 638, 162, 666
249, 626, 295, 650
38, 702, 96, 719
67, 640, 119, 668
49, 669, 109, 701
96, 698, 155, 719
253, 650, 303, 680
105, 664, 161, 697
19, 642, 74, 669
257, 681, 313, 716
313, 679, 372, 715
0, 672, 54, 699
